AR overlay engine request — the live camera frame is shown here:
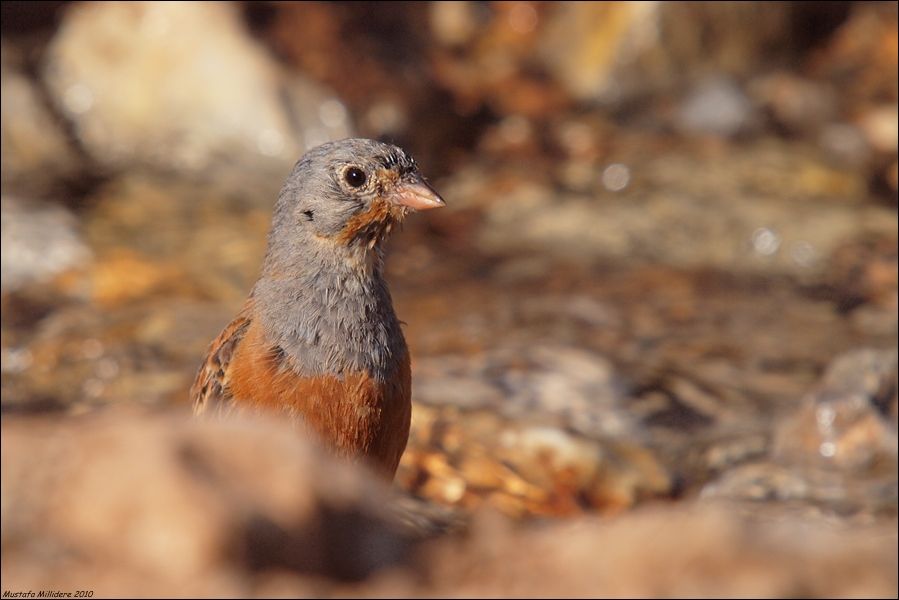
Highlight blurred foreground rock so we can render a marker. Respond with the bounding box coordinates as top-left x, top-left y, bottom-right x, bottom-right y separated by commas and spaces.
2, 408, 895, 598
1, 408, 431, 596
404, 505, 897, 599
